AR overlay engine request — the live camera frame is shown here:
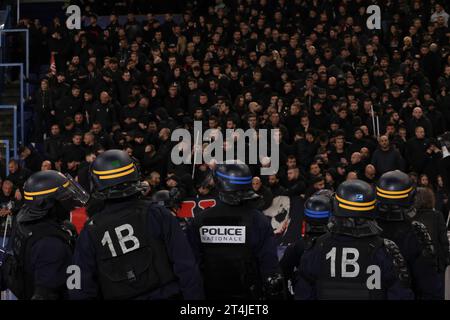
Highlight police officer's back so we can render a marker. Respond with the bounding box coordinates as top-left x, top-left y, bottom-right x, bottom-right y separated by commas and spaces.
280, 190, 333, 296
70, 150, 204, 300
1, 170, 87, 299
188, 162, 284, 299
295, 179, 414, 300
376, 170, 444, 299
